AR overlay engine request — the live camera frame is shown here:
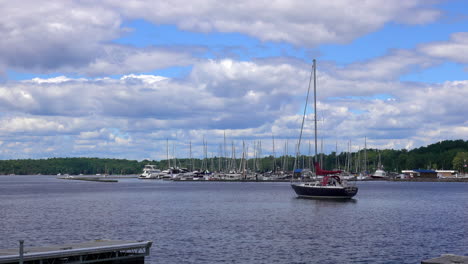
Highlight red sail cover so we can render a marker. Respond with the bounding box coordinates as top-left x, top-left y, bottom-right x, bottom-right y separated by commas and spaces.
314, 162, 342, 176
